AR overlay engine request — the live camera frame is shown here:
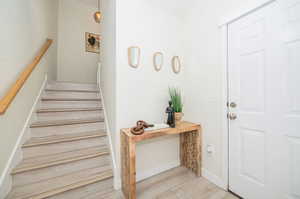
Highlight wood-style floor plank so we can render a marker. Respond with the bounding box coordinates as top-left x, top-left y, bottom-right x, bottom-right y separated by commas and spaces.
100, 167, 238, 199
